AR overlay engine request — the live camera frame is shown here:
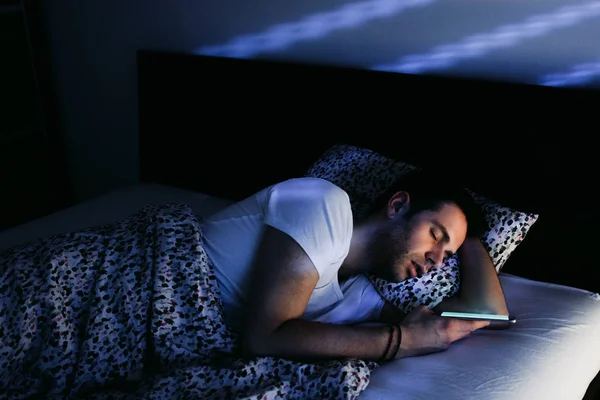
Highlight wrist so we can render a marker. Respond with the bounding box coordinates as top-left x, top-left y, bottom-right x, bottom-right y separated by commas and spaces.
394, 324, 411, 359
380, 324, 402, 362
